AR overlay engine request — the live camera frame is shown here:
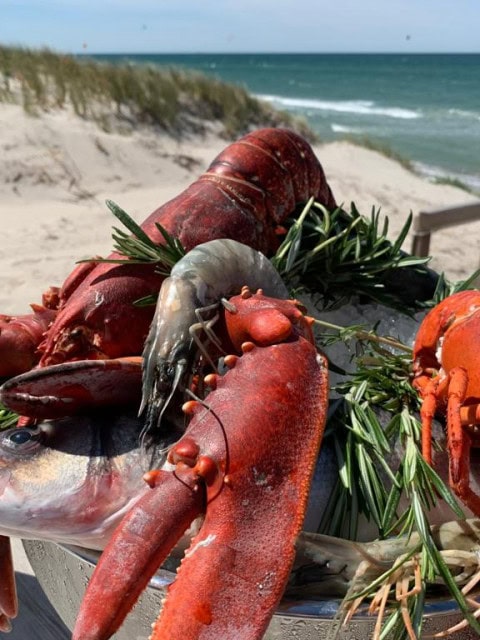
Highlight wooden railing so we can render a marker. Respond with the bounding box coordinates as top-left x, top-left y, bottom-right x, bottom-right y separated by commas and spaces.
410, 202, 480, 258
